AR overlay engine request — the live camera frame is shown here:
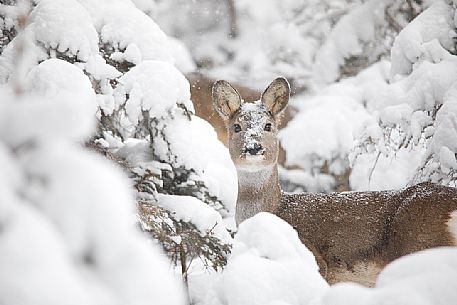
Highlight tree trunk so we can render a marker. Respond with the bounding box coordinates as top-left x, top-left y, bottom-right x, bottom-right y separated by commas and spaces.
226, 0, 238, 38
